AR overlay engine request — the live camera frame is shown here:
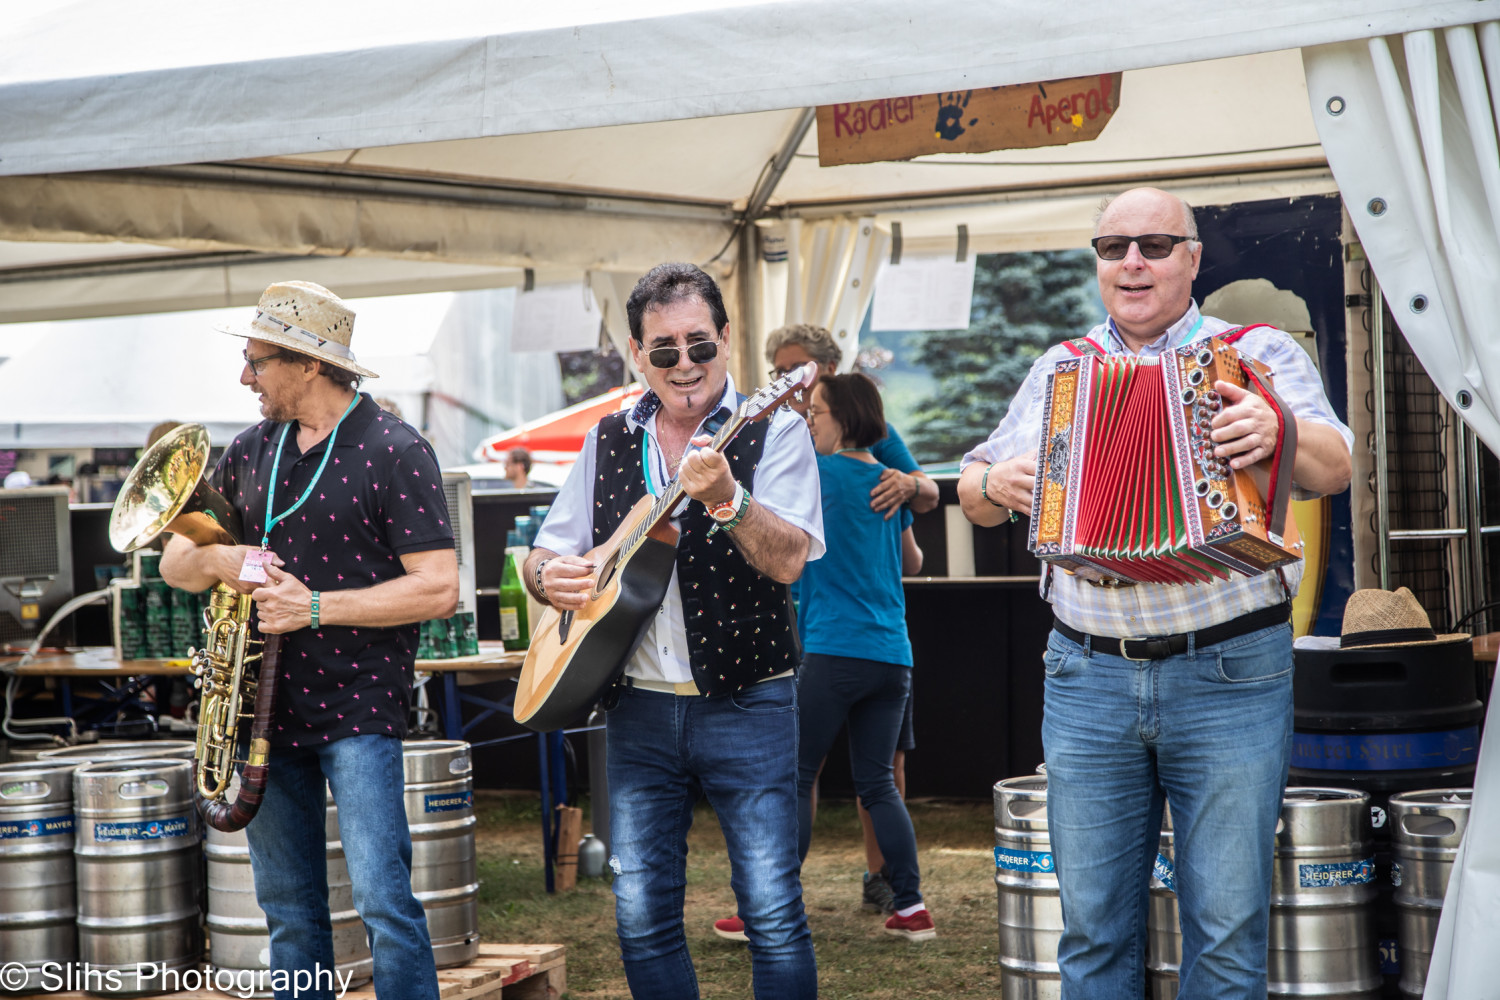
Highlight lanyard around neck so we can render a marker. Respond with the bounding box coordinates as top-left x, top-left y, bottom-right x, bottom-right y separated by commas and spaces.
261, 393, 360, 549
1109, 313, 1204, 354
